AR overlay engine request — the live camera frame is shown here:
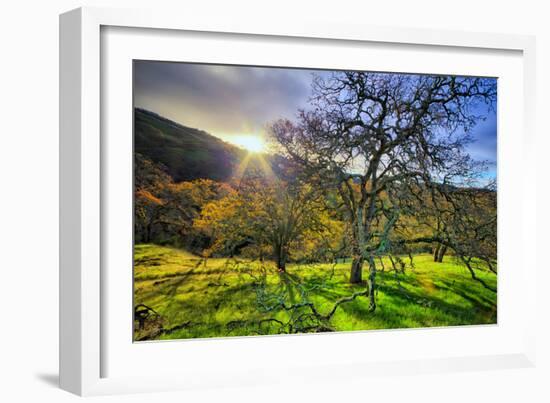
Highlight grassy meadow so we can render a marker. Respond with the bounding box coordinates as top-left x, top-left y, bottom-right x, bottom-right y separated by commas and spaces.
133, 244, 497, 341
